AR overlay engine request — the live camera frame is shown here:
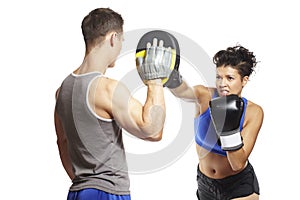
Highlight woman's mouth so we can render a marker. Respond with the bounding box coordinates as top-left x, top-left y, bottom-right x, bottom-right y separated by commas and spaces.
219, 89, 229, 96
